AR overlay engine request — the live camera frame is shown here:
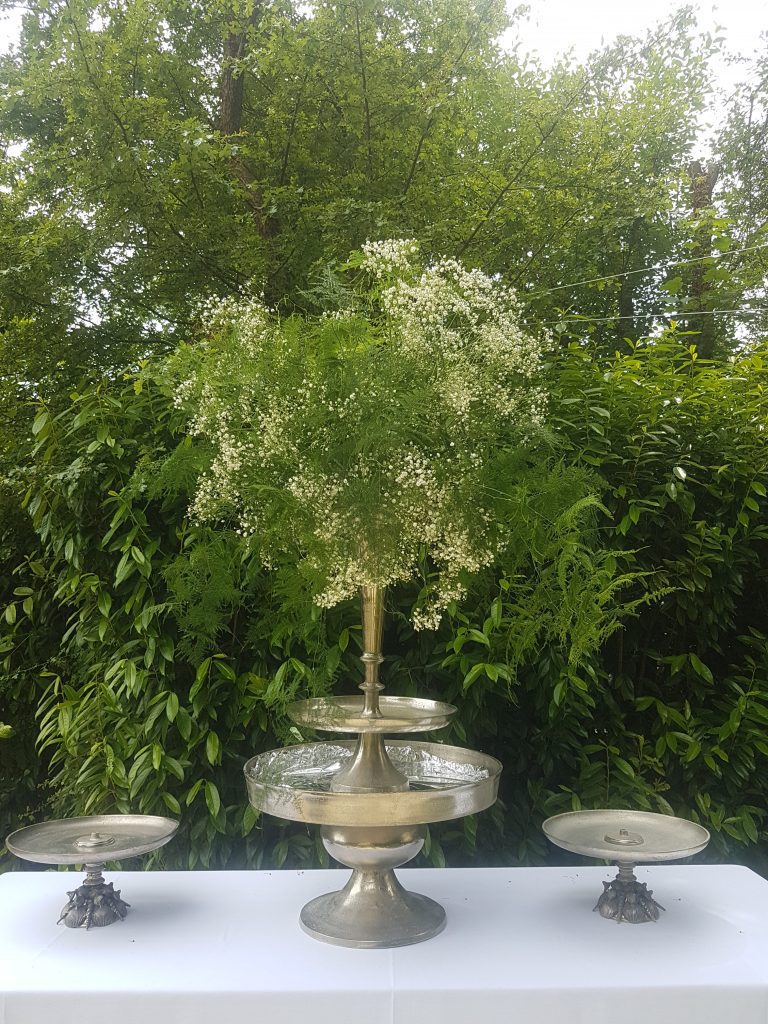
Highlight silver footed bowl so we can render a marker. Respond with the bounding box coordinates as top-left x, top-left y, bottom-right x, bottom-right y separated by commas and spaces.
542, 809, 710, 862
6, 814, 179, 865
287, 695, 457, 733
244, 739, 501, 827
